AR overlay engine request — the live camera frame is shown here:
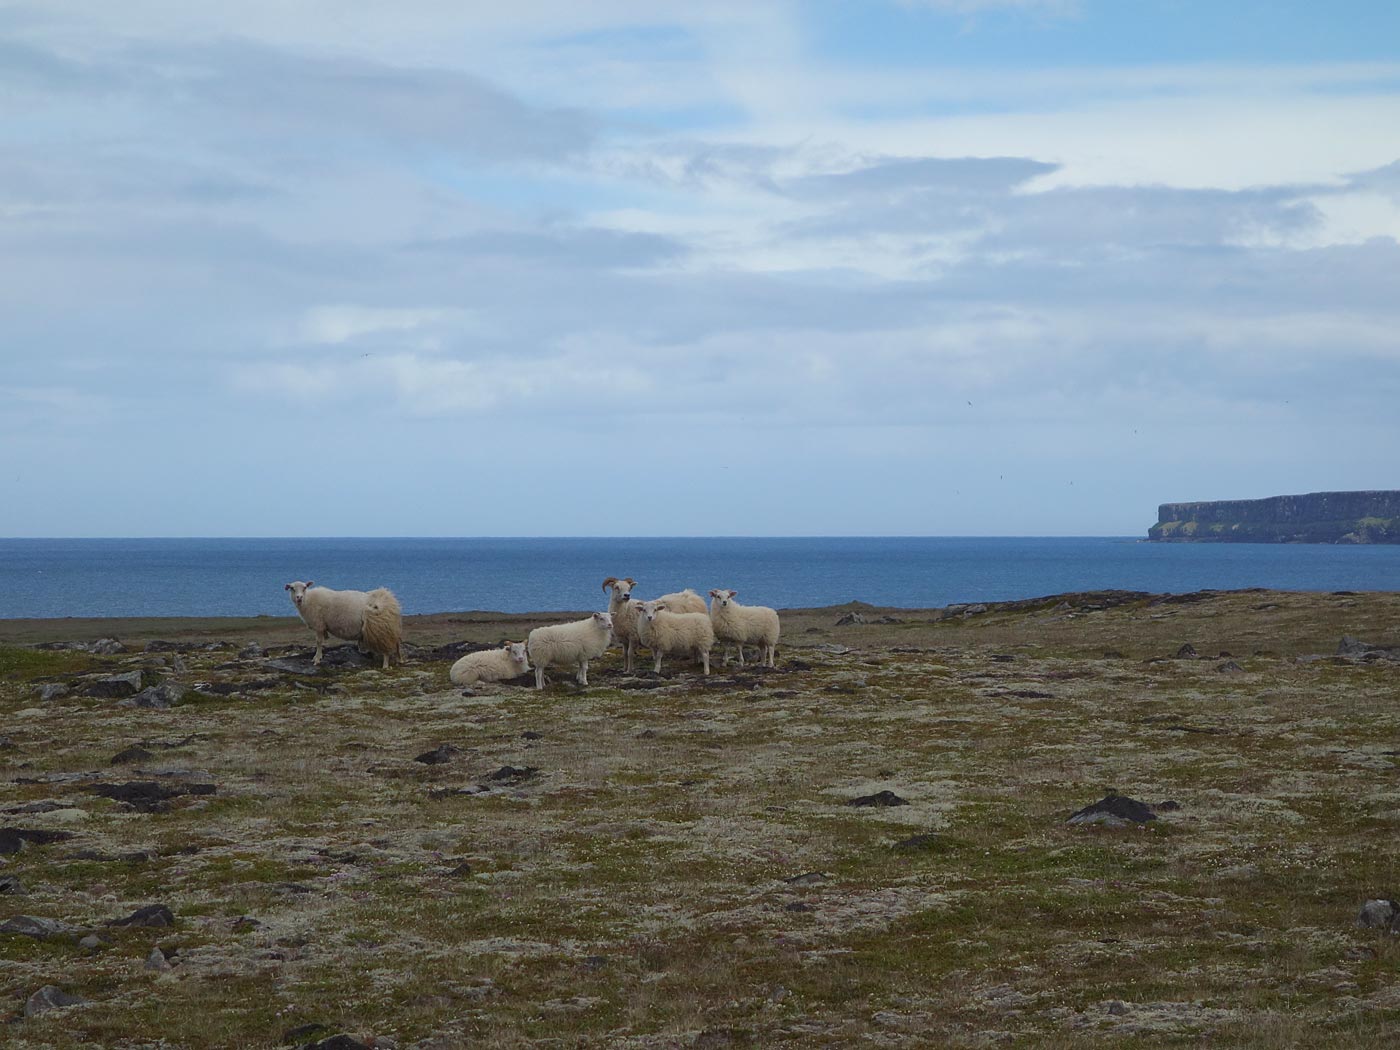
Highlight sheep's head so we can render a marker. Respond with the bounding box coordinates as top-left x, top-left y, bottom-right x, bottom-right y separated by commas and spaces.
635, 600, 661, 623
505, 641, 529, 669
602, 577, 636, 601
284, 581, 311, 607
709, 589, 738, 610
